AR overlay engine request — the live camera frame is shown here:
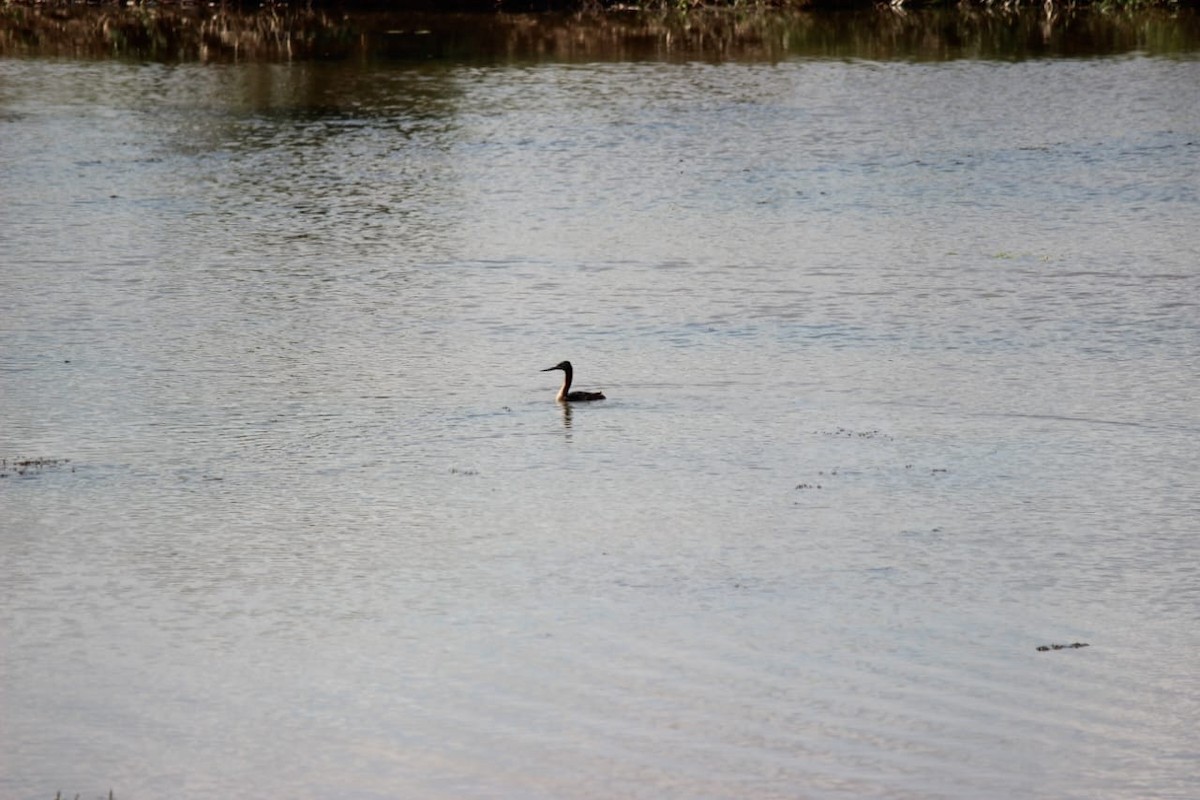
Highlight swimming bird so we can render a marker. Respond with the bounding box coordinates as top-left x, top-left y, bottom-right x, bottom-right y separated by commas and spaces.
541, 360, 606, 403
